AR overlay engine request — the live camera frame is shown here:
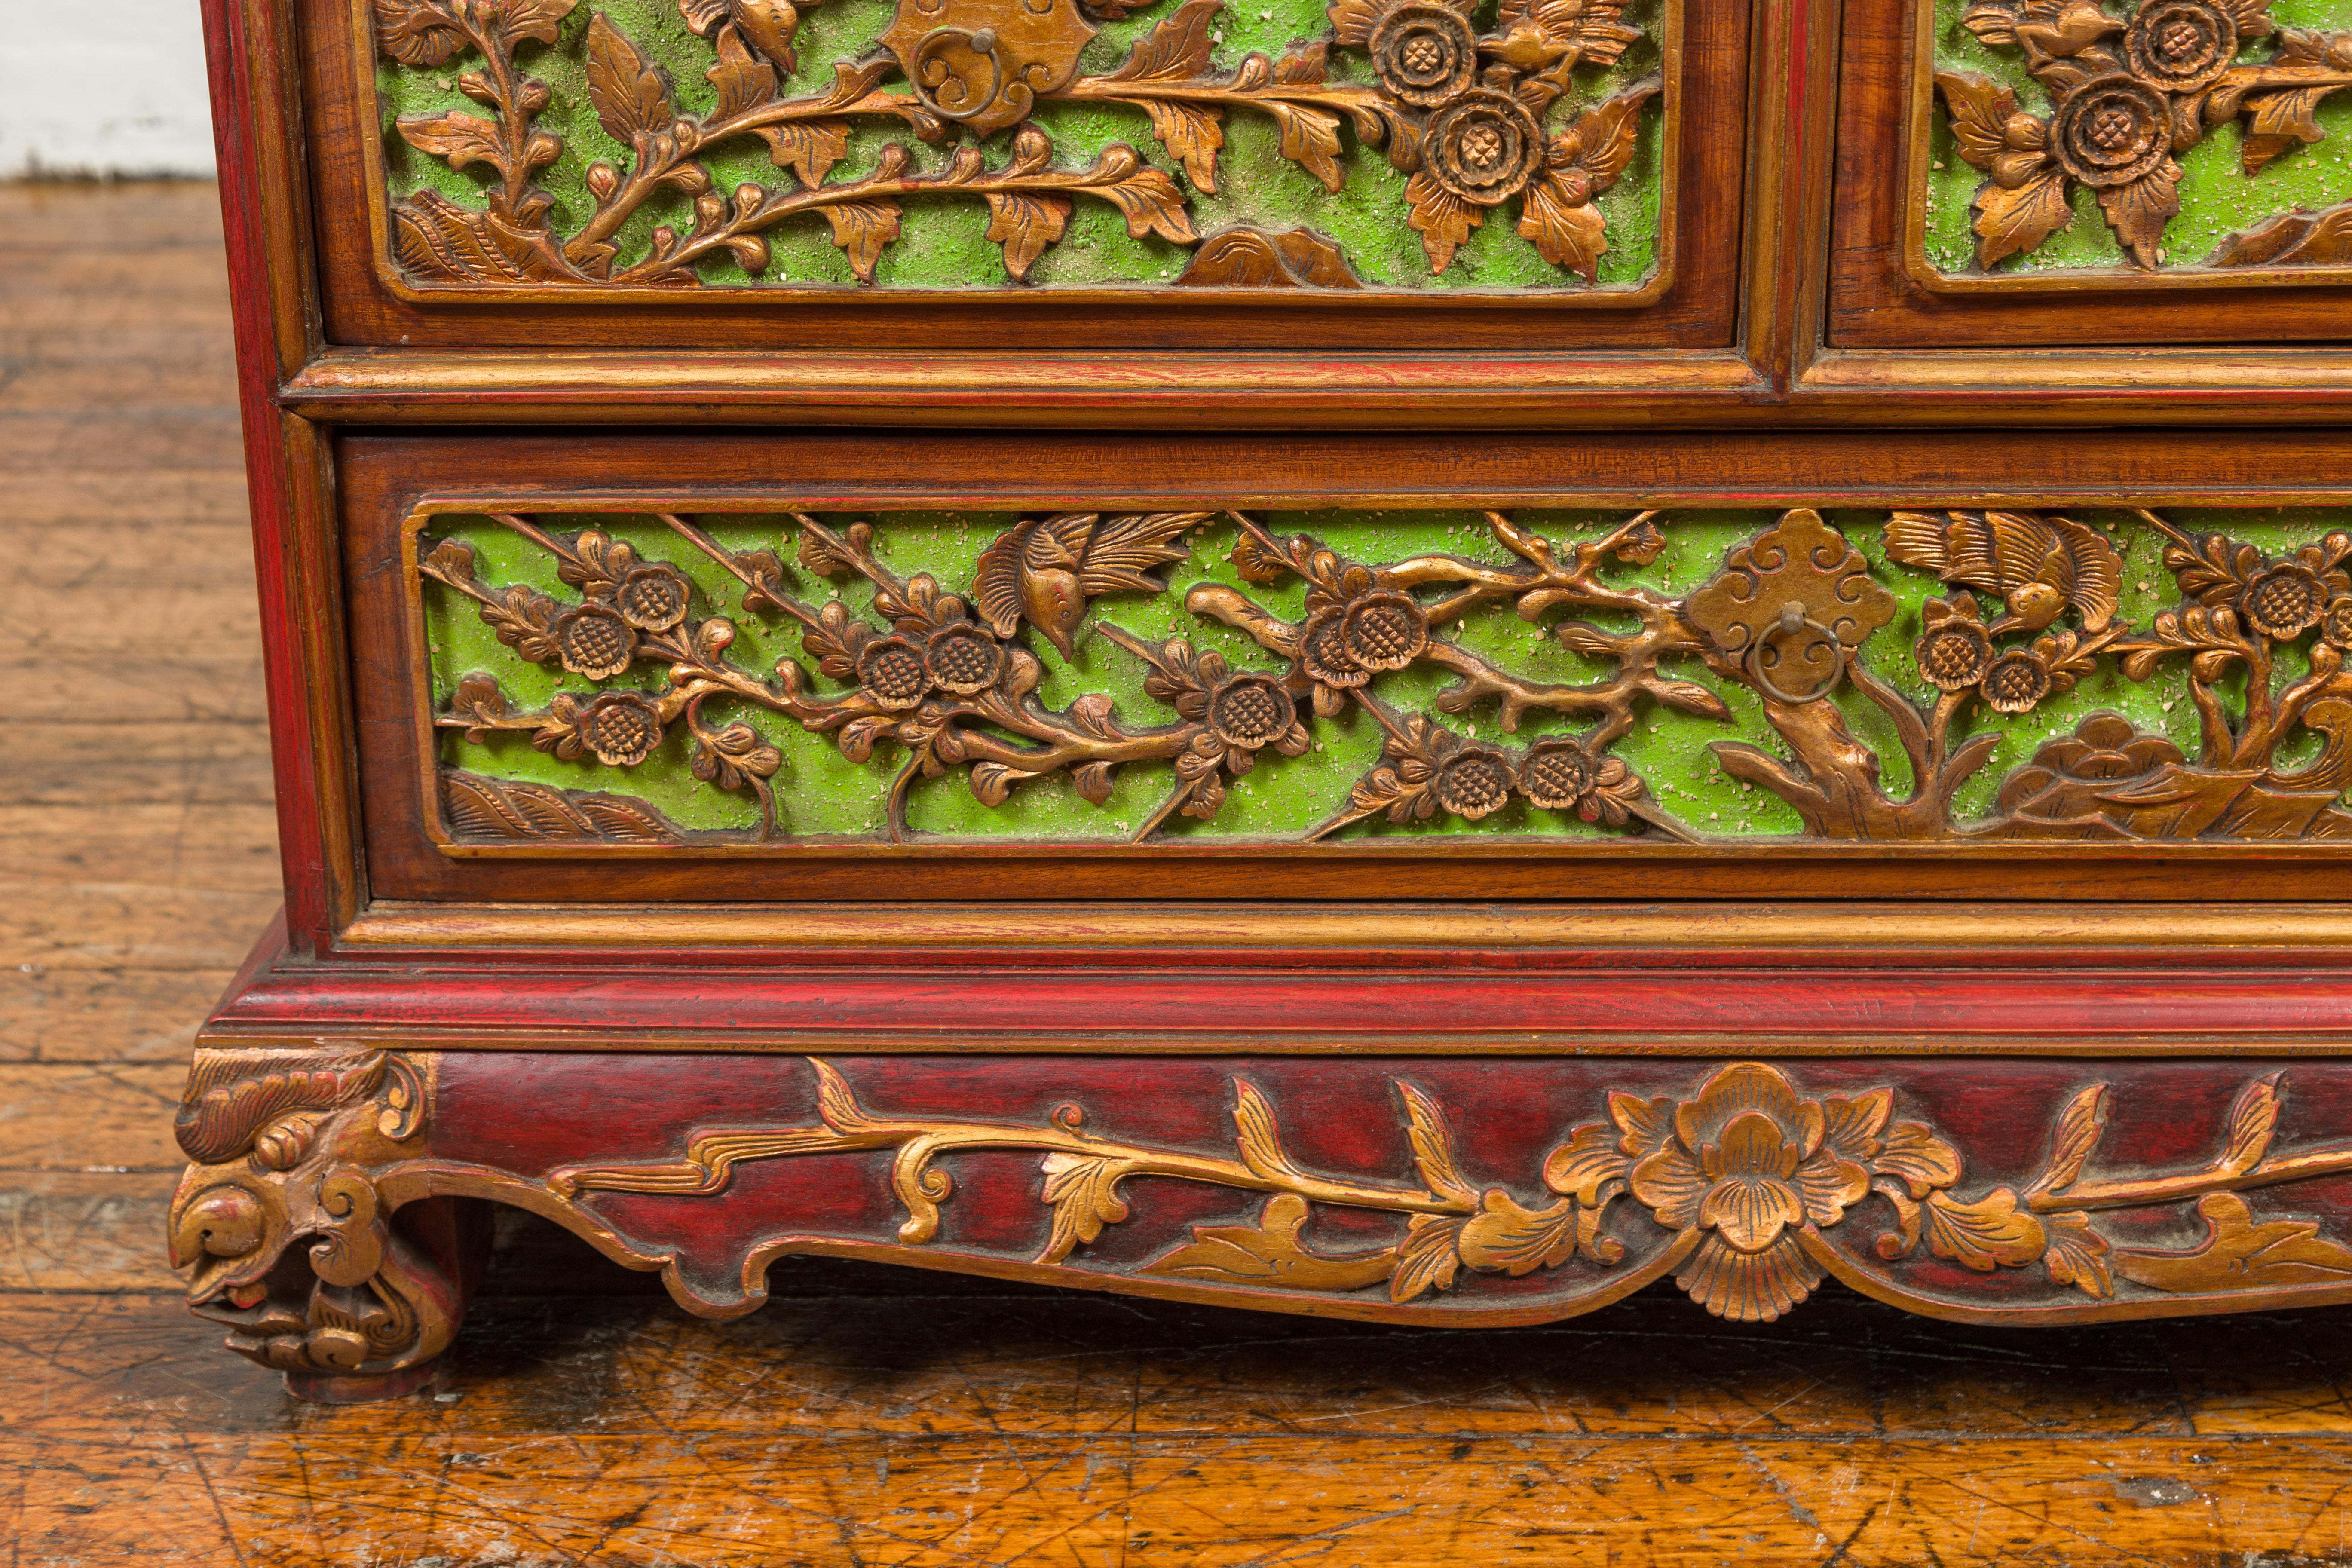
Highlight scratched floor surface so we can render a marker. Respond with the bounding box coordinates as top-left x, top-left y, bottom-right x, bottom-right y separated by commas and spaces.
9, 180, 2352, 1568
